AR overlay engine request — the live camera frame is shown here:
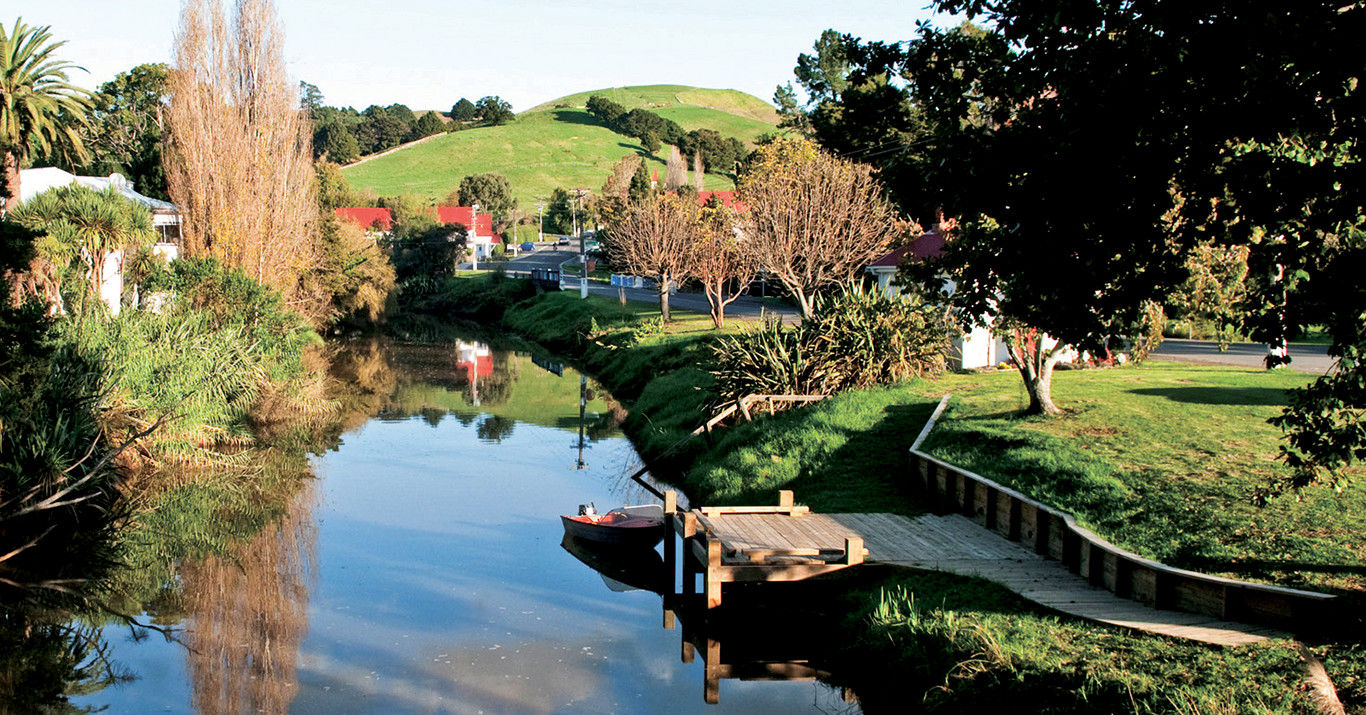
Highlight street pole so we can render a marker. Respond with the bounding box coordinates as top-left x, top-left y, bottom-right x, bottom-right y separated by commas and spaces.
470, 203, 479, 271
537, 202, 544, 243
